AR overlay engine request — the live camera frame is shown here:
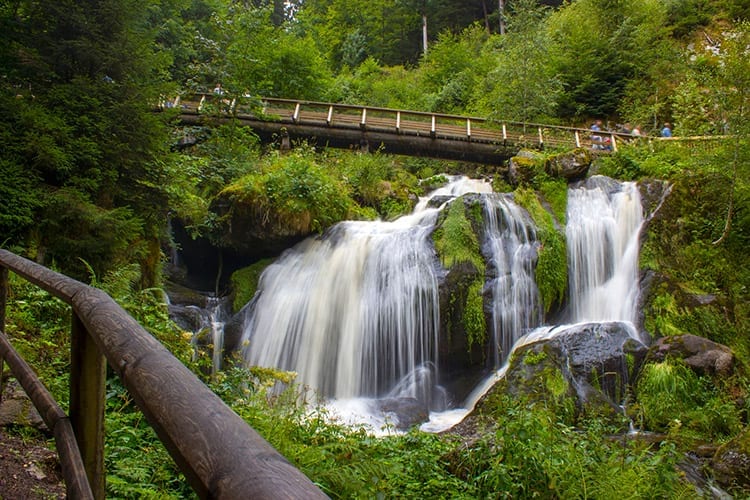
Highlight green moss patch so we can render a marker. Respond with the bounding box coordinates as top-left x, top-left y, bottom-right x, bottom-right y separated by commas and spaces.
230, 258, 275, 313
513, 187, 567, 312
